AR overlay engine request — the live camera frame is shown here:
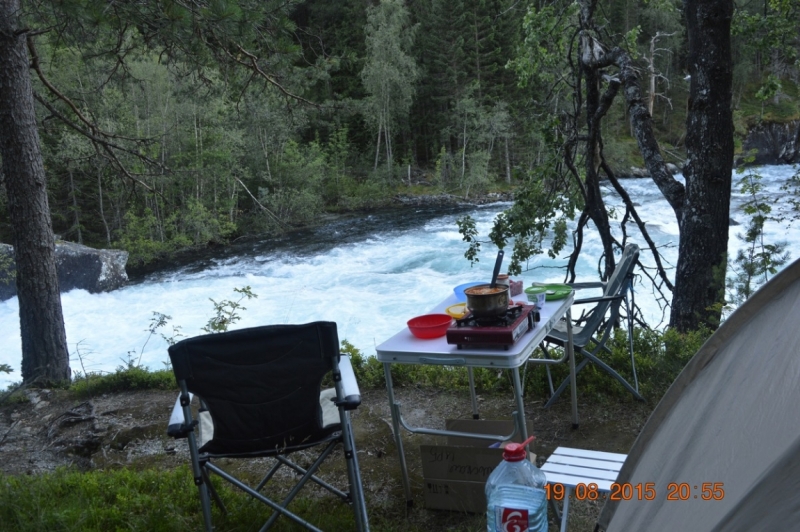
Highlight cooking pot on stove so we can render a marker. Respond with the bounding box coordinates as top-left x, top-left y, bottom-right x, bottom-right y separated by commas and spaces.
464, 284, 509, 319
